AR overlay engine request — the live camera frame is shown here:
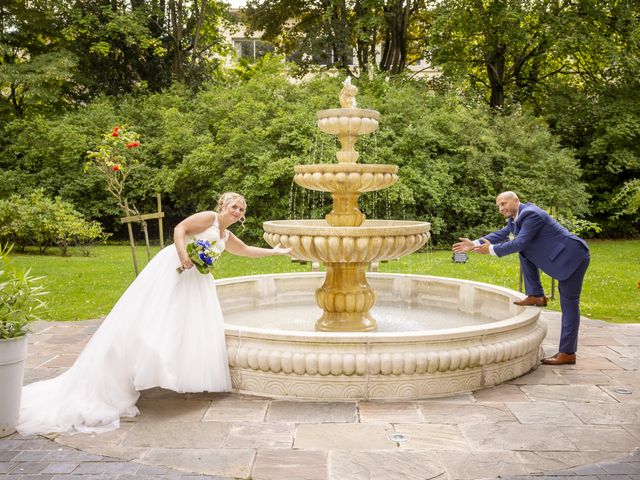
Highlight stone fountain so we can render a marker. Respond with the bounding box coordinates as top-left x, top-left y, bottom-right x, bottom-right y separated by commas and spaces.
220, 79, 546, 400
264, 78, 430, 332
